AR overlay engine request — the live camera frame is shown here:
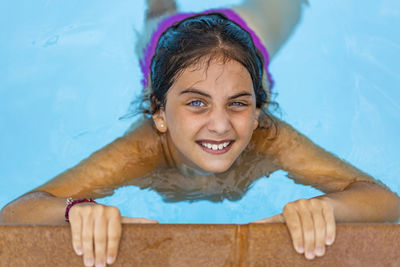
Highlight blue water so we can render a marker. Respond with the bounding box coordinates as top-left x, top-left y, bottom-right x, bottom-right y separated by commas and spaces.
1, 0, 399, 223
